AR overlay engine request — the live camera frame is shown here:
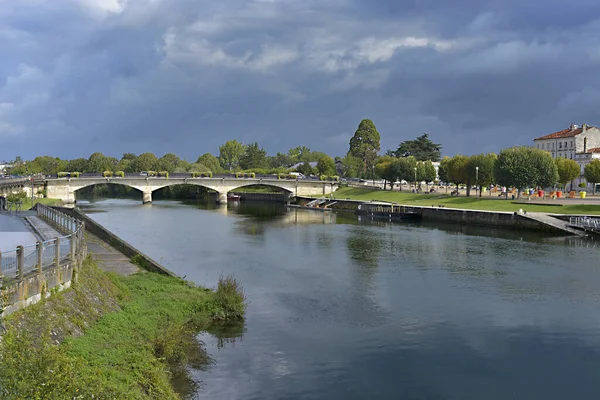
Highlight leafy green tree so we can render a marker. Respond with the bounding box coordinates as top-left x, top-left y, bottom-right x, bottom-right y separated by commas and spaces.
495, 147, 558, 198
86, 152, 115, 173
555, 158, 580, 191
375, 157, 397, 190
391, 156, 417, 190
447, 155, 470, 195
288, 146, 311, 163
349, 119, 381, 173
189, 162, 211, 173
28, 156, 66, 174
339, 155, 363, 178
270, 152, 294, 169
121, 153, 137, 161
239, 142, 268, 170
438, 156, 451, 184
467, 153, 497, 197
394, 133, 442, 161
196, 153, 222, 173
316, 155, 336, 176
423, 160, 437, 183
130, 152, 158, 172
65, 158, 88, 173
297, 161, 315, 176
584, 159, 600, 194
219, 140, 245, 171
157, 153, 181, 173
